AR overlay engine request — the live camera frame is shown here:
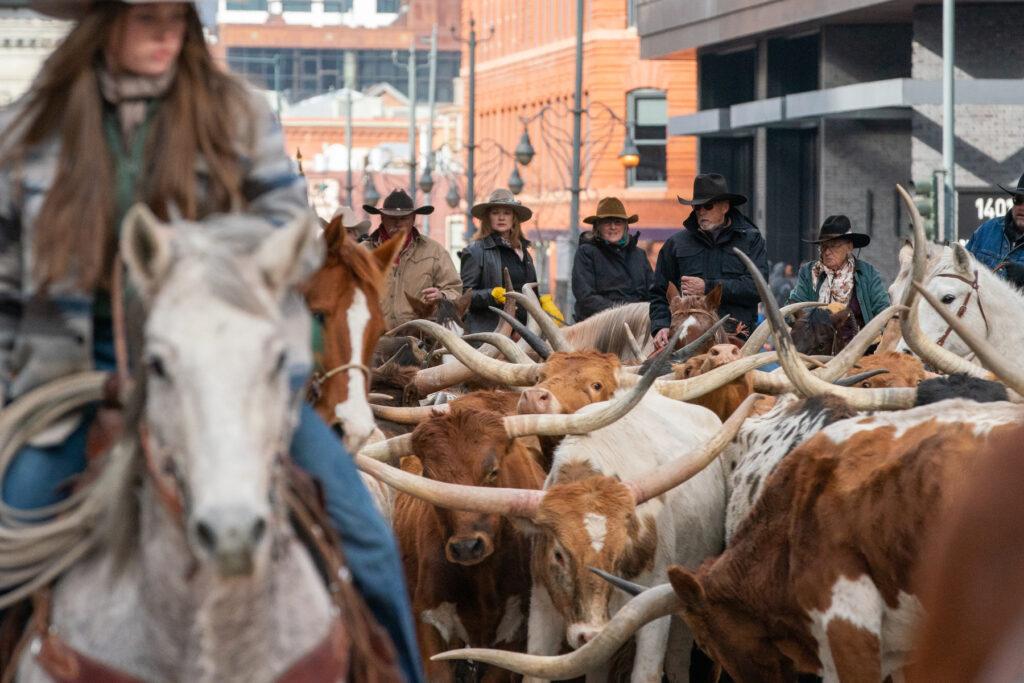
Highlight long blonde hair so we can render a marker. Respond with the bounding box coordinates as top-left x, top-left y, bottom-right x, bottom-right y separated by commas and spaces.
1, 3, 253, 289
474, 212, 524, 249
